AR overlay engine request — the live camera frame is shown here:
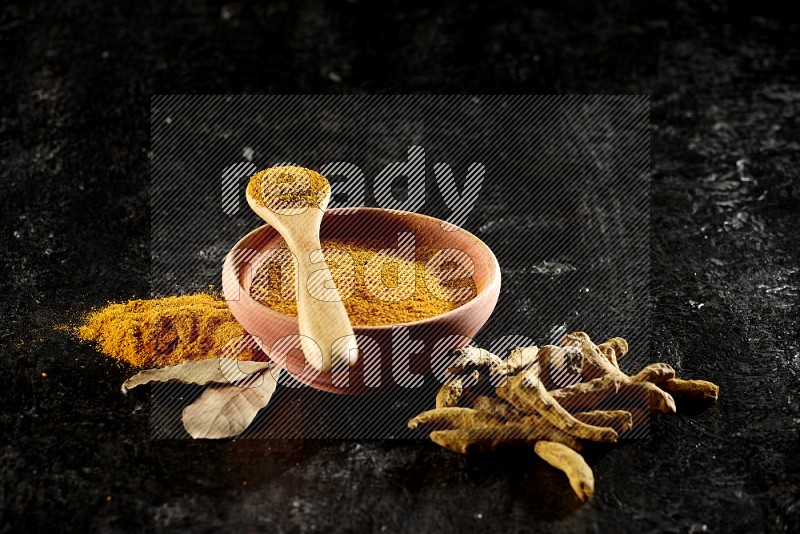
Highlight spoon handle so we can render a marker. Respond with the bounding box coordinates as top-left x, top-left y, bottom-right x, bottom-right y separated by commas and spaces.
291, 236, 359, 373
